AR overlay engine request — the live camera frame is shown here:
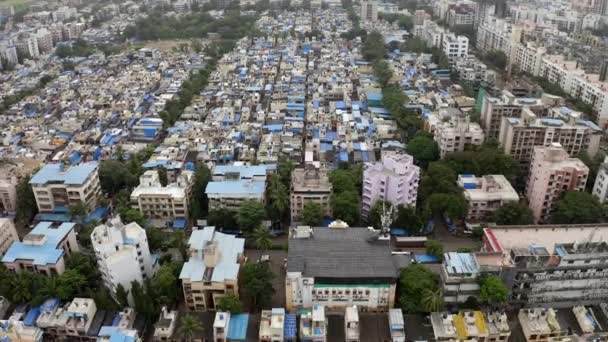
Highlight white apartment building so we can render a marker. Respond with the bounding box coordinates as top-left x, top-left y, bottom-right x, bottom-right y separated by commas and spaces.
526, 144, 589, 223
458, 174, 519, 222
515, 42, 546, 76
0, 218, 18, 259
431, 109, 484, 158
592, 157, 608, 203
29, 162, 102, 213
498, 108, 602, 167
36, 28, 54, 54
130, 169, 193, 227
360, 0, 378, 22
476, 16, 523, 63
442, 34, 469, 64
92, 216, 158, 304
0, 177, 17, 214
415, 19, 445, 49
